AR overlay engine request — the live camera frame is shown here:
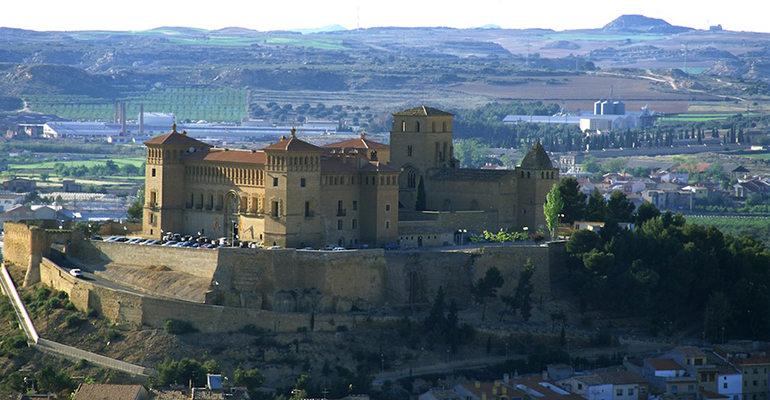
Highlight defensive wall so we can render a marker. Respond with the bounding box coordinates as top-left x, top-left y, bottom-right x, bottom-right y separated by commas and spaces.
38, 256, 392, 333
8, 221, 568, 332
